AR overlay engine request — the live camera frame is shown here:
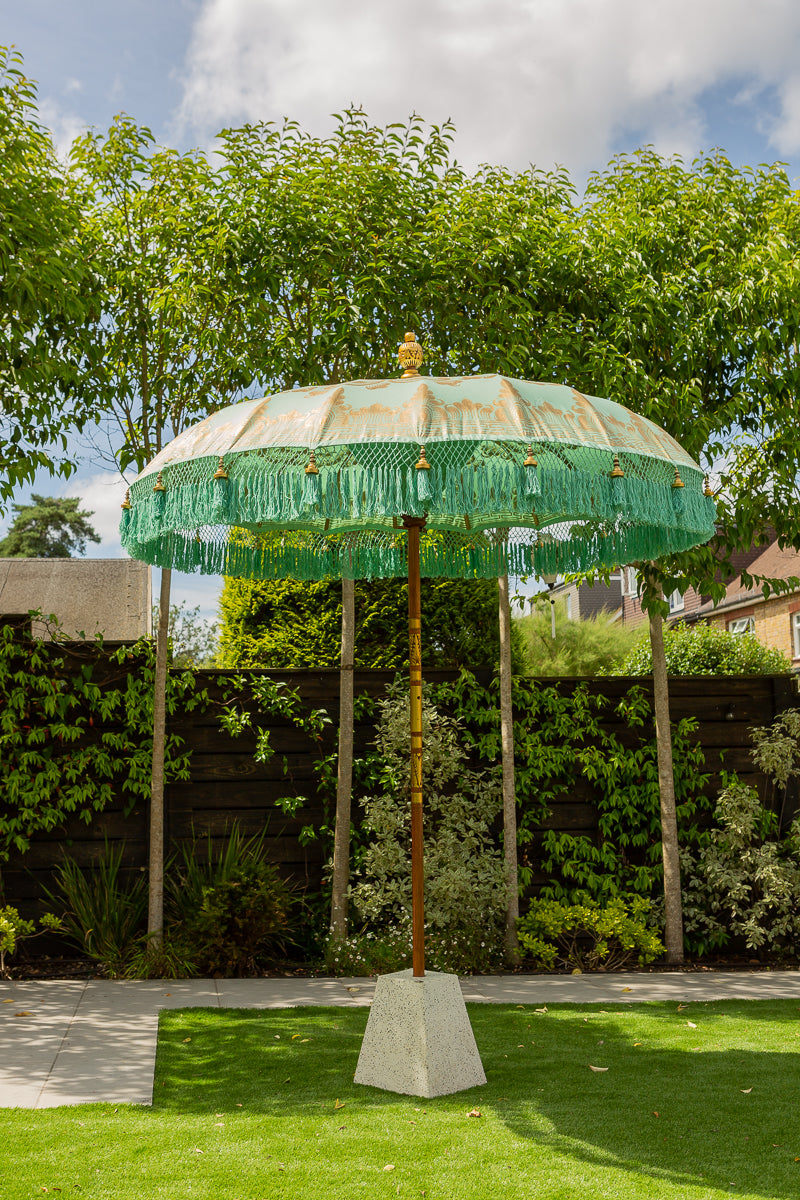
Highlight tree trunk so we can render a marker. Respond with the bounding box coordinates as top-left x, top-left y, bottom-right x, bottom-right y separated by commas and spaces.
497, 574, 520, 963
147, 566, 171, 948
329, 576, 355, 941
646, 574, 684, 965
